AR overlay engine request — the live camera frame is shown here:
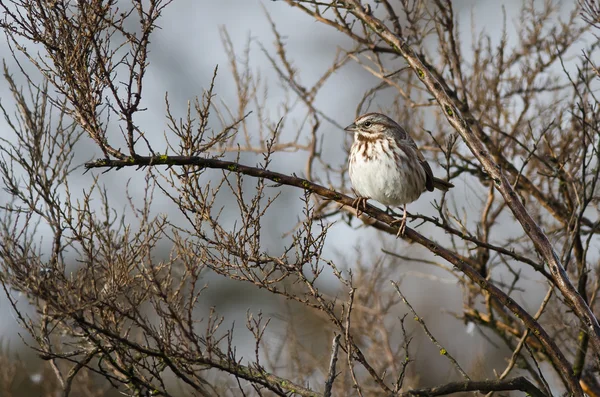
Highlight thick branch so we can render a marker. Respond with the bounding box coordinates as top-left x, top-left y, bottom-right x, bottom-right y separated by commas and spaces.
400, 377, 546, 397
